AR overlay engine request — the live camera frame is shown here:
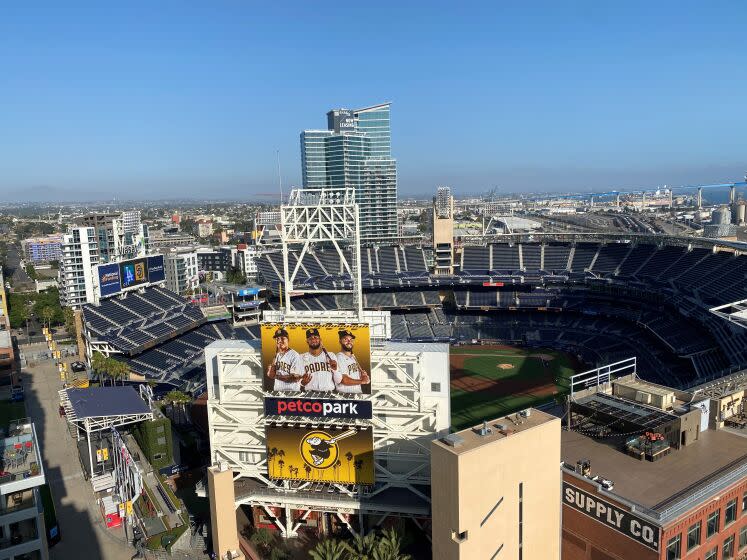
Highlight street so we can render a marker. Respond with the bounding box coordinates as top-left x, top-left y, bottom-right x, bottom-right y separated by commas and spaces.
20, 354, 134, 560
